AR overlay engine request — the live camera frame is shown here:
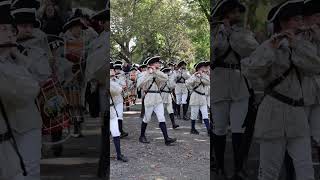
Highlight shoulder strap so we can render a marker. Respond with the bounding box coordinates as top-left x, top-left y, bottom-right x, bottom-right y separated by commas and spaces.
0, 99, 27, 176
108, 91, 118, 117
193, 80, 204, 91
144, 77, 156, 95
160, 82, 168, 92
